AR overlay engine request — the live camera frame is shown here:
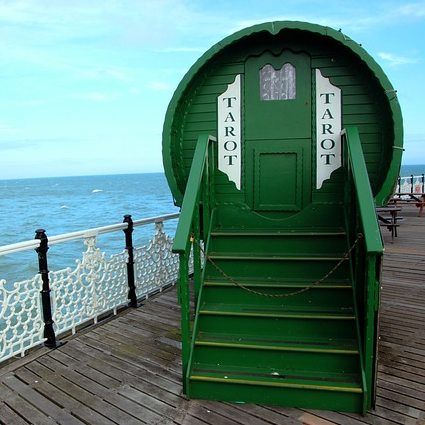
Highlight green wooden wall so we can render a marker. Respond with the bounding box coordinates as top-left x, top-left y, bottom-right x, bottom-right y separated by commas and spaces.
163, 22, 402, 209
